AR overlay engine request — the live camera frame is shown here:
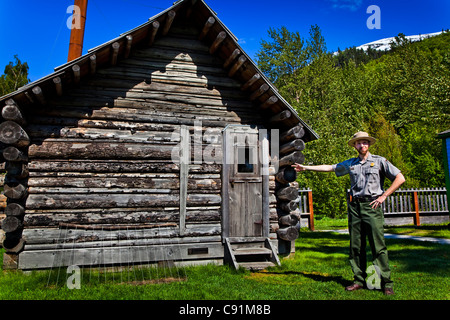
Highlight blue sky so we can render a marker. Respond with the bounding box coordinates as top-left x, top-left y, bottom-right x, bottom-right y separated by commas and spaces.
0, 0, 448, 82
